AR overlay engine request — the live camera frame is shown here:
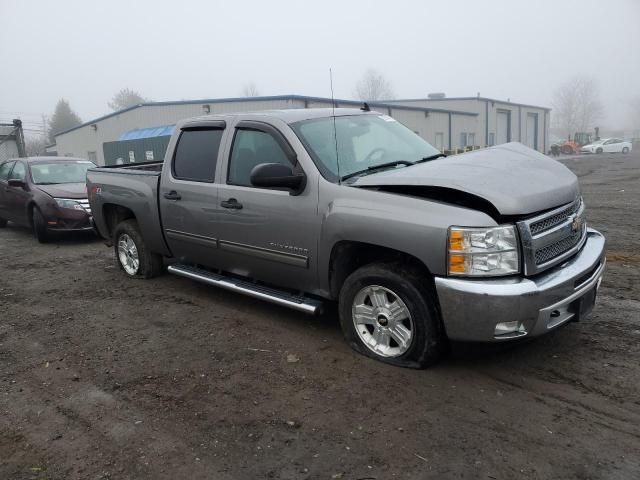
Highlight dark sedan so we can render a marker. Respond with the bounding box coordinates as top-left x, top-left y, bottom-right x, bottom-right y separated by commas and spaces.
0, 157, 96, 242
